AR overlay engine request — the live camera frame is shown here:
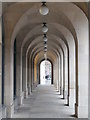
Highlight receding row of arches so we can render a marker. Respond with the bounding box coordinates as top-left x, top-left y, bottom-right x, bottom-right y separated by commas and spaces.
0, 2, 89, 119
